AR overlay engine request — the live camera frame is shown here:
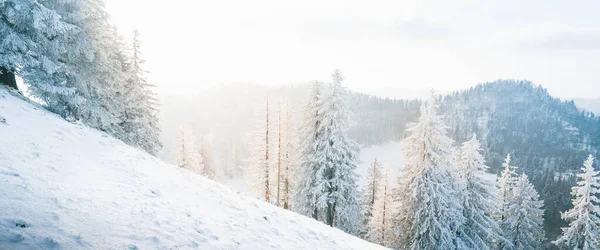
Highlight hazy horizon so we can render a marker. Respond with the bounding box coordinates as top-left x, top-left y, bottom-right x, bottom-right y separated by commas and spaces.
105, 0, 600, 99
